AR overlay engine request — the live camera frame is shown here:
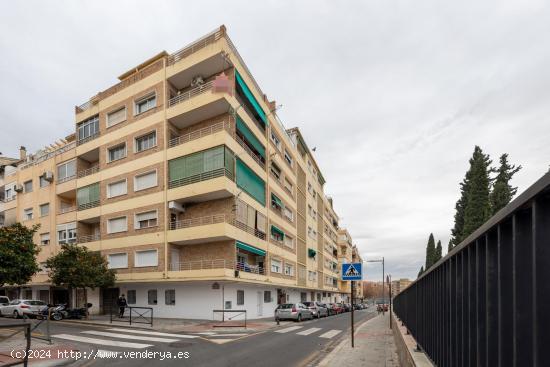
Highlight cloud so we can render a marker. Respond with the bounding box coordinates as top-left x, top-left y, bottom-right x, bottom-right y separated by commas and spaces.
1, 0, 550, 280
